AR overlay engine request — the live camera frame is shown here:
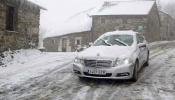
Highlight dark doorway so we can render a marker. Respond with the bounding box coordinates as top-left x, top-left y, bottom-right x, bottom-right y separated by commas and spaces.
6, 6, 15, 31
62, 38, 67, 52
